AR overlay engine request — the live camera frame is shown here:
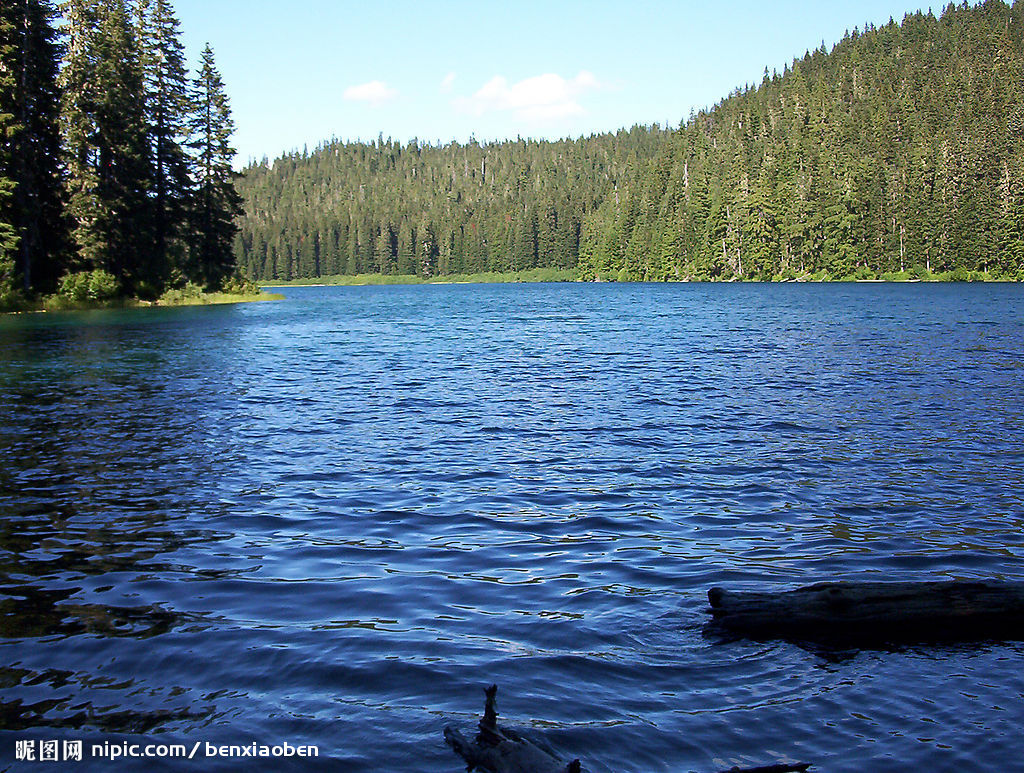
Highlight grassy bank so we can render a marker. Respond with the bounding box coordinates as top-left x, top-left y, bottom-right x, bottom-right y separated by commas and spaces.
262, 267, 580, 287
2, 289, 283, 315
148, 288, 284, 307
